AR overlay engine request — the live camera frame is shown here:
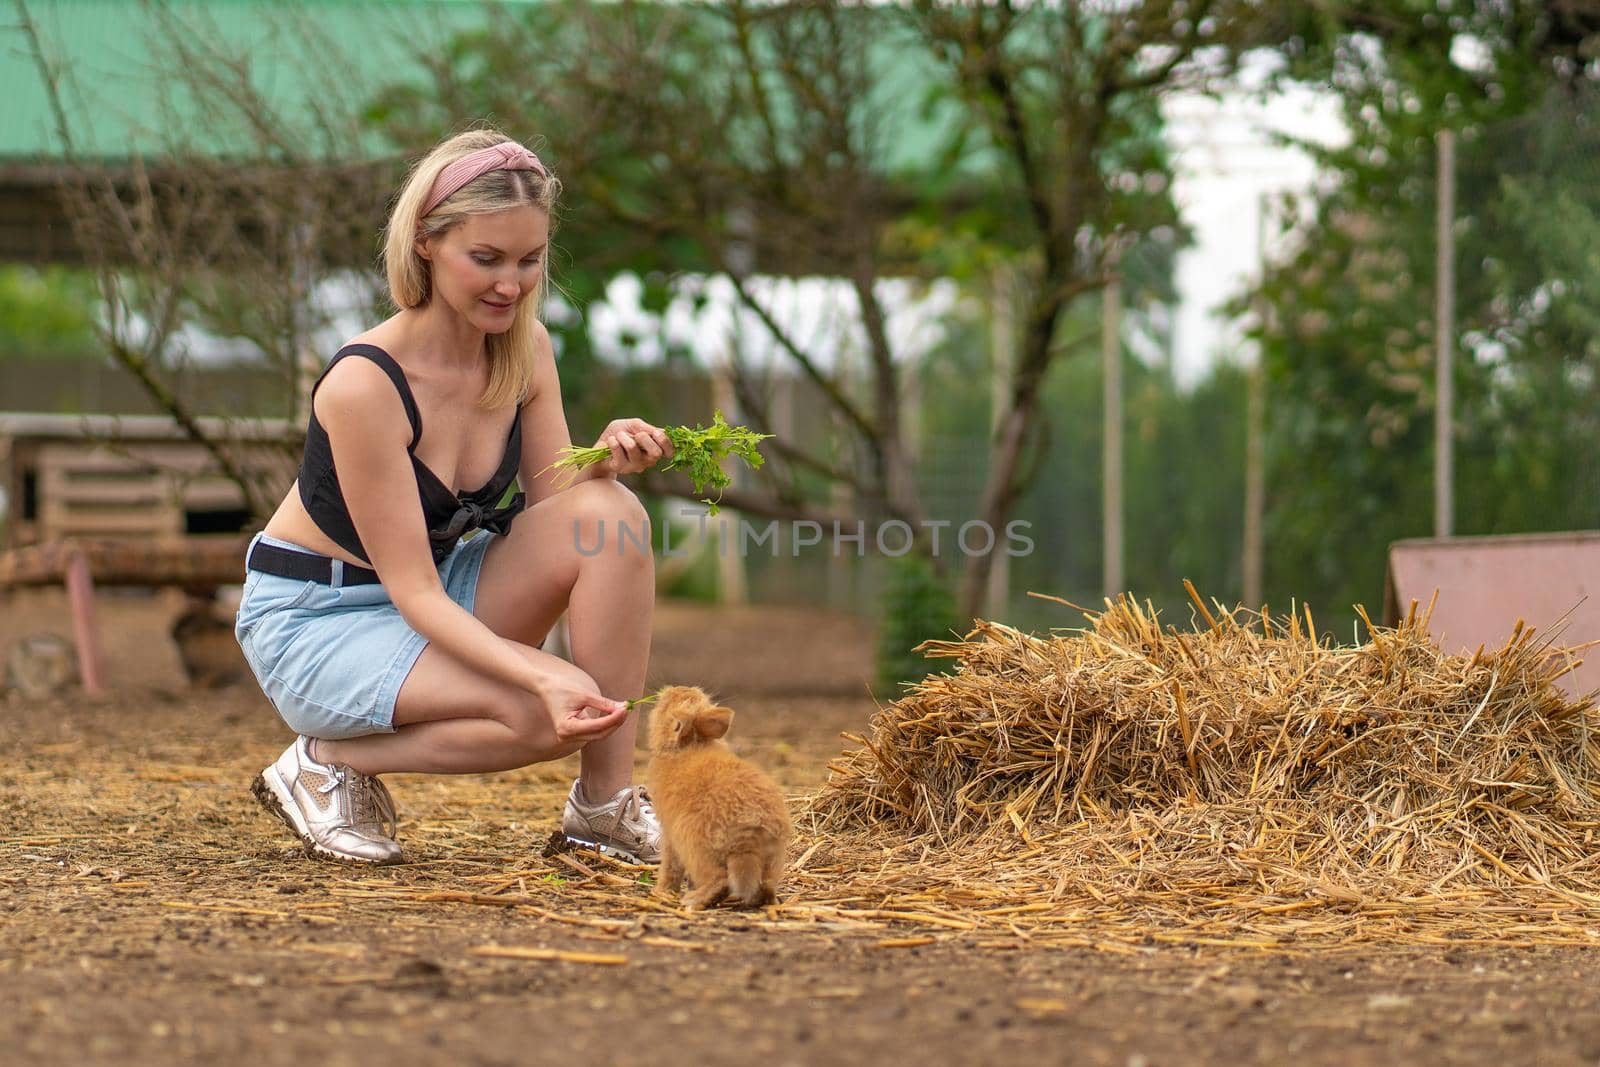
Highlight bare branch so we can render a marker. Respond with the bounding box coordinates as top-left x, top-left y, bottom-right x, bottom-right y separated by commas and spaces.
728, 0, 789, 189
727, 273, 879, 446
642, 477, 854, 527
12, 0, 76, 157
765, 430, 867, 495
1103, 0, 1220, 95
16, 0, 390, 523
725, 360, 865, 495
